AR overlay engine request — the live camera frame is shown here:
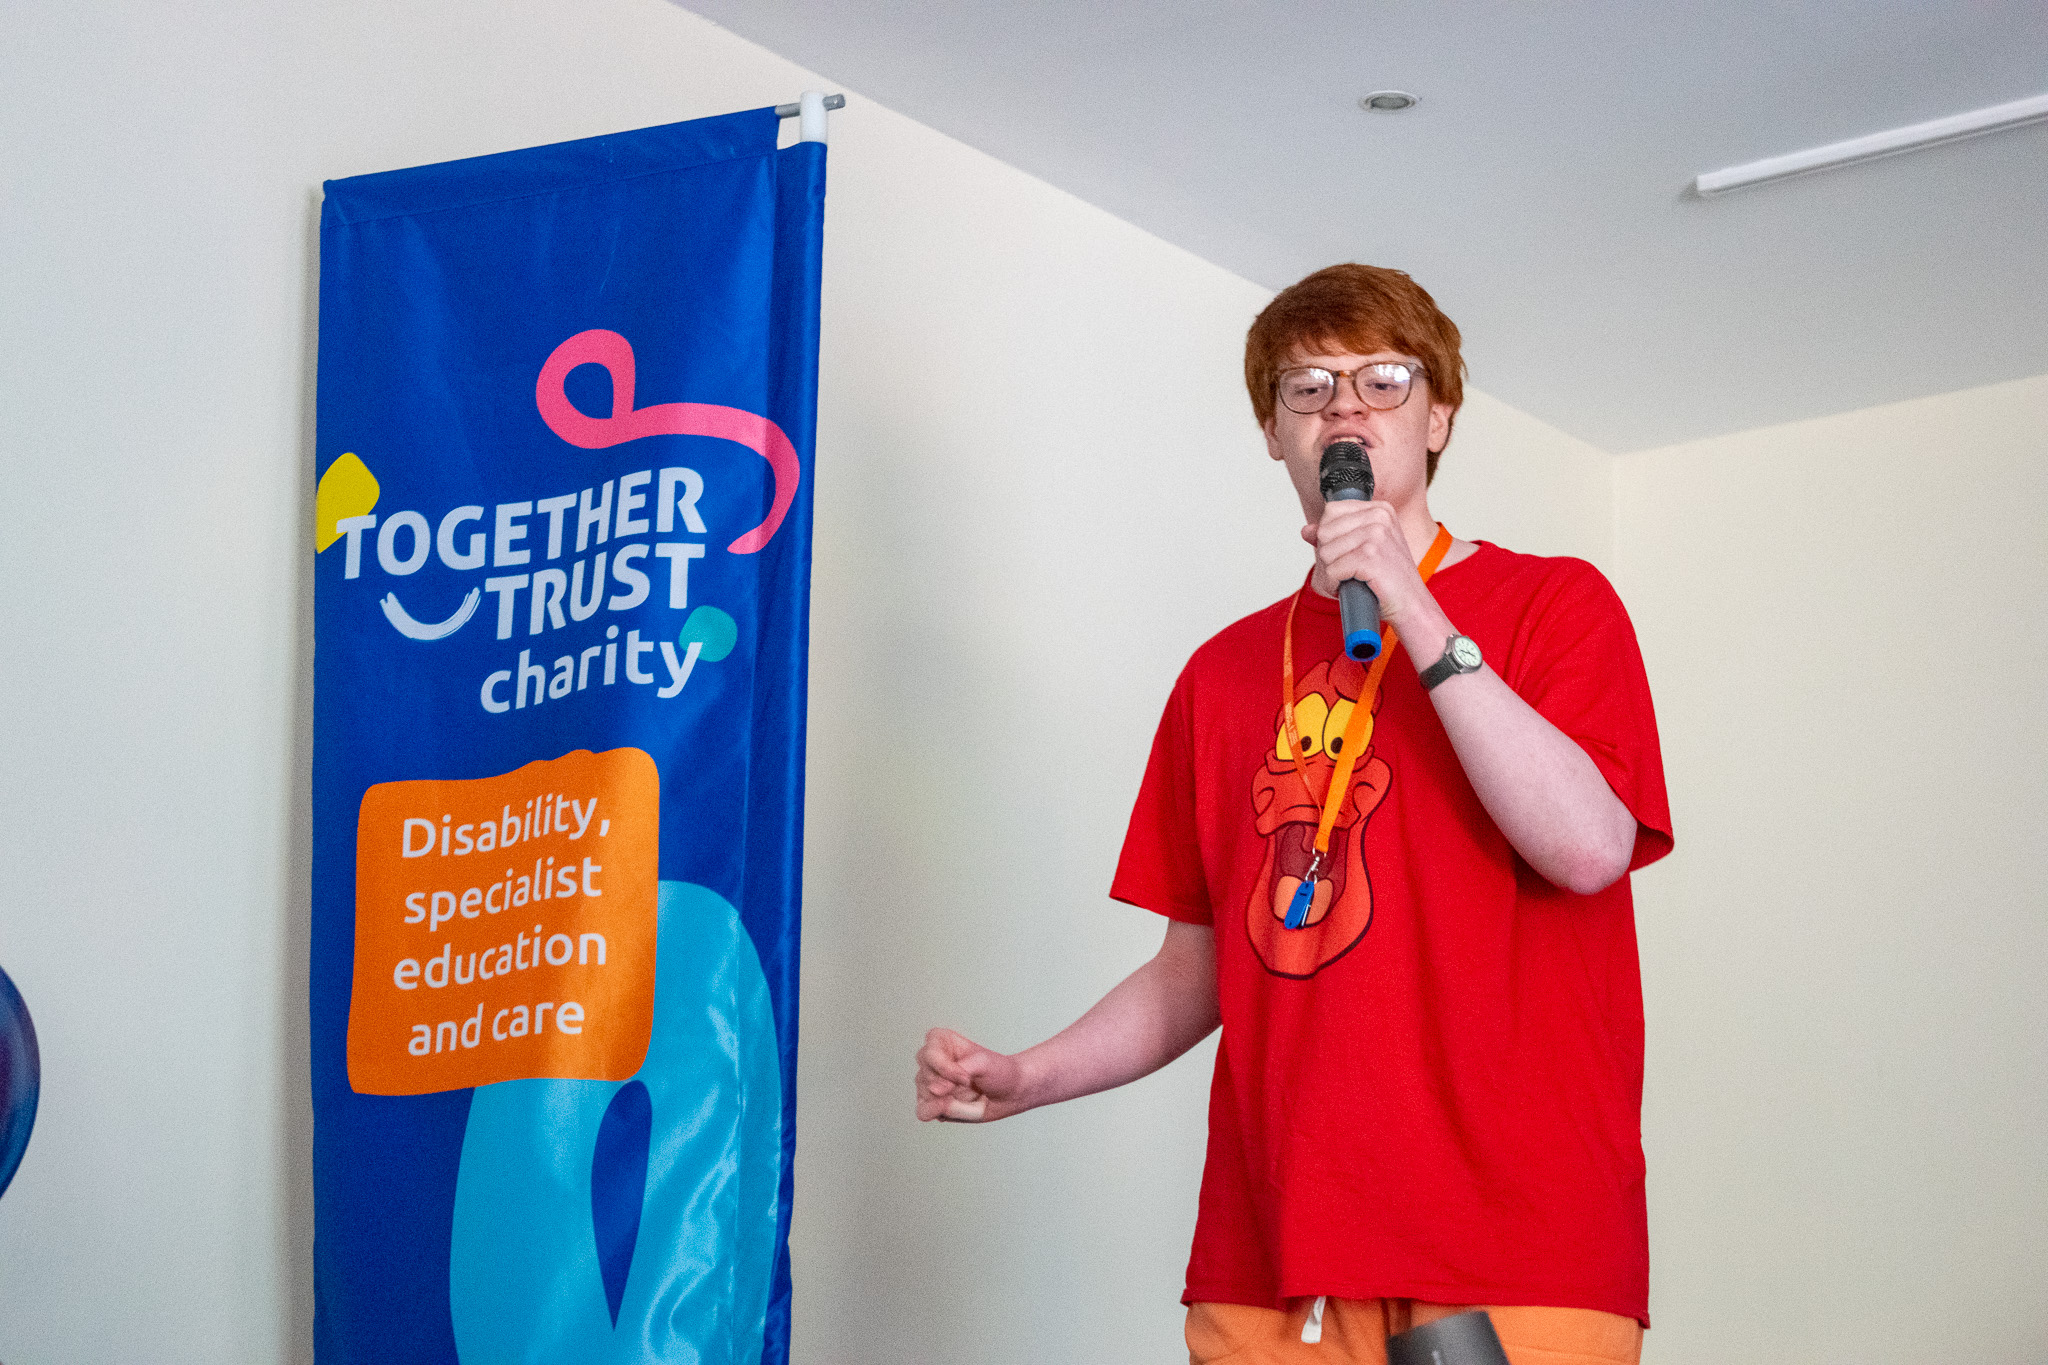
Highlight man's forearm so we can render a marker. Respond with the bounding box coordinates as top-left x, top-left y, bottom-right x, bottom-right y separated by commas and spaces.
1401, 607, 1637, 895
1010, 920, 1220, 1113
